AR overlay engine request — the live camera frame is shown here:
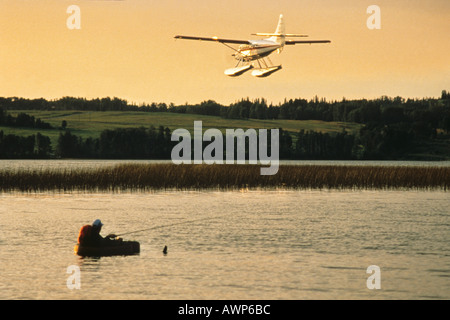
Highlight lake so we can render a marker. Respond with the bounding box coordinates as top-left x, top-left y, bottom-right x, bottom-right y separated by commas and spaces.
0, 160, 449, 300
